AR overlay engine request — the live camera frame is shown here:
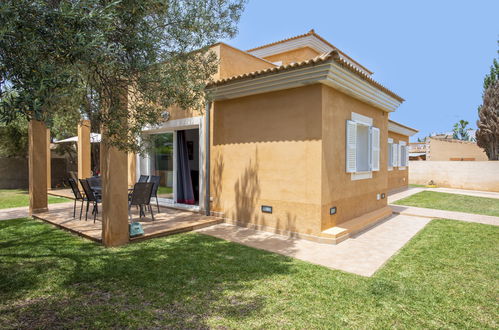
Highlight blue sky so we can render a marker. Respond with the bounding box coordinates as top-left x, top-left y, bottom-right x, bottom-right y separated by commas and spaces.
222, 0, 499, 141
